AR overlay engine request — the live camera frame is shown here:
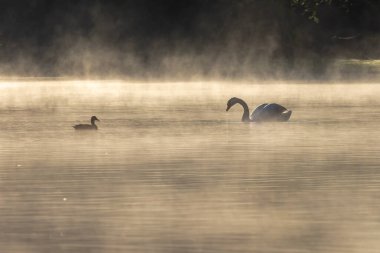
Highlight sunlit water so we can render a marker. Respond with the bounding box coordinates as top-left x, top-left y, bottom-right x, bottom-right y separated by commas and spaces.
1, 80, 380, 253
